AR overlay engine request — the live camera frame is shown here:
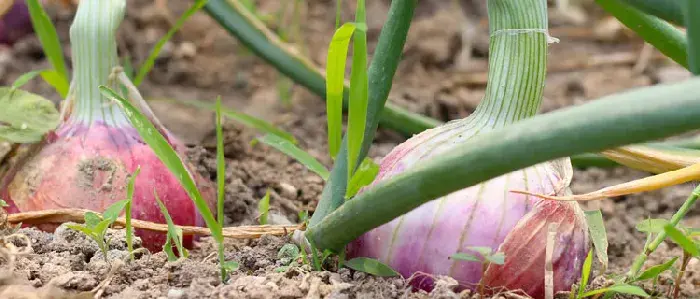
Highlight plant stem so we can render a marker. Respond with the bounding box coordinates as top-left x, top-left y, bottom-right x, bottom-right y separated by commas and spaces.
203, 0, 438, 137
68, 0, 127, 126
305, 77, 700, 251
619, 0, 684, 25
626, 184, 700, 280
595, 0, 688, 69
684, 0, 700, 75
672, 251, 690, 299
308, 0, 417, 226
